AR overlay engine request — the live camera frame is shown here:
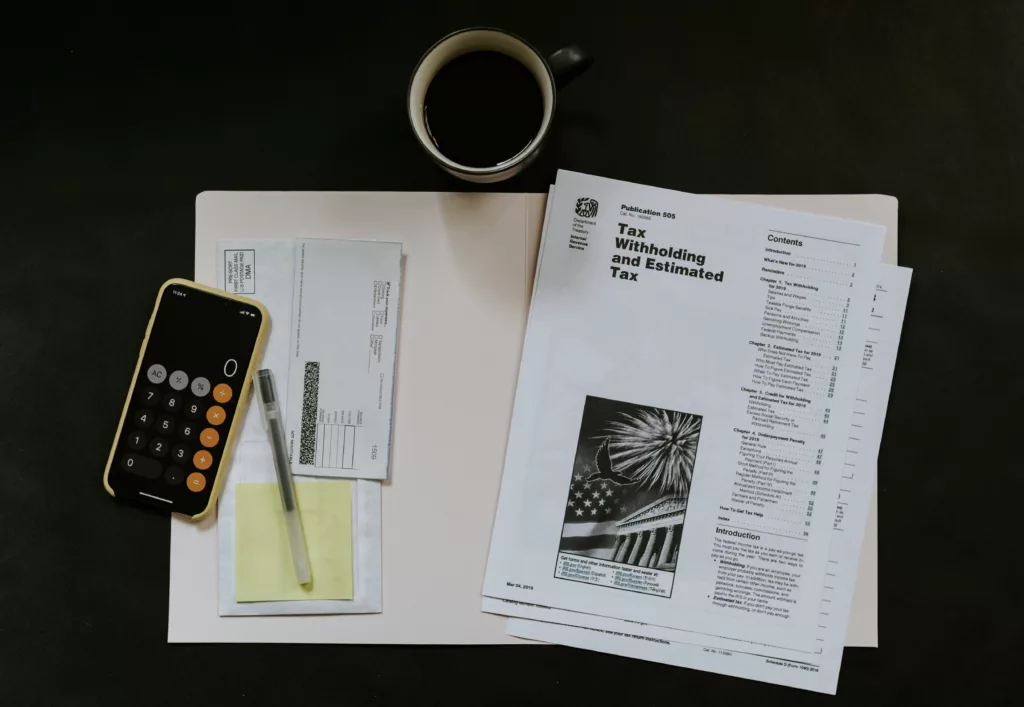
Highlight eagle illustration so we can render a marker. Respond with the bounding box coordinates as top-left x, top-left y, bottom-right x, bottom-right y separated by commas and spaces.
585, 438, 636, 486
